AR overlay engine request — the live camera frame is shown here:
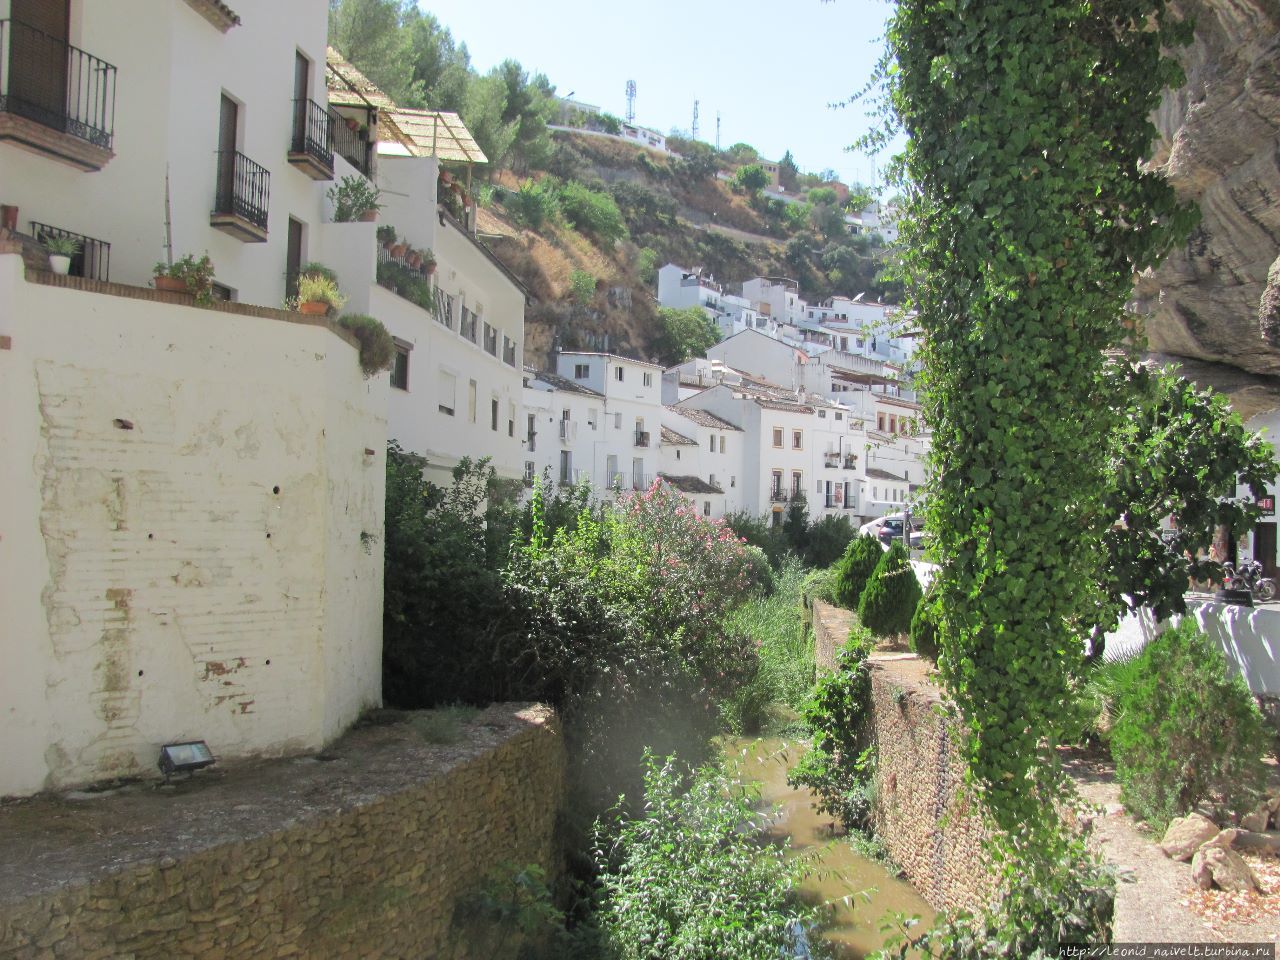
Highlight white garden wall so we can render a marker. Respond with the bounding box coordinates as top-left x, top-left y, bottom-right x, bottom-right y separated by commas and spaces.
0, 254, 386, 796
